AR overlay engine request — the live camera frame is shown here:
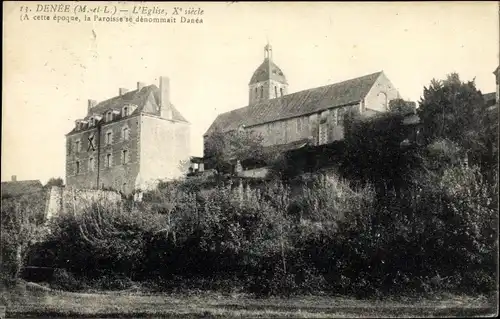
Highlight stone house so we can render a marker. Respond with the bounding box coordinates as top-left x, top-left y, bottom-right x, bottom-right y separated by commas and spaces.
65, 77, 191, 194
202, 44, 402, 175
484, 65, 499, 109
1, 175, 43, 199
